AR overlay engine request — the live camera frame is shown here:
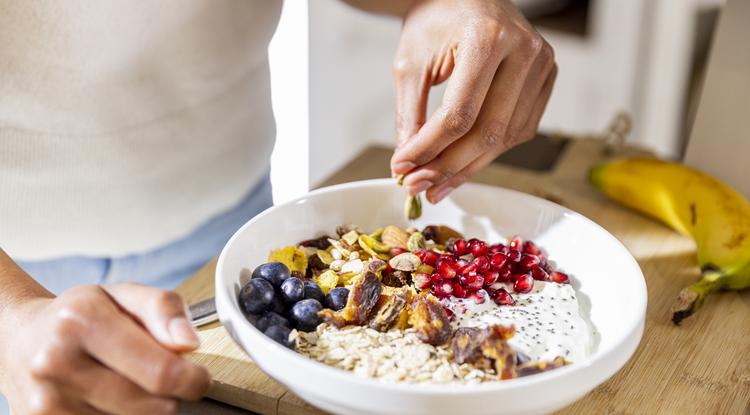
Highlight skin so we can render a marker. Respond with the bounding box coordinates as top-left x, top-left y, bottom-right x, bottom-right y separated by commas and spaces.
0, 1, 553, 413
0, 250, 211, 414
384, 0, 557, 203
